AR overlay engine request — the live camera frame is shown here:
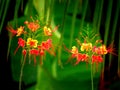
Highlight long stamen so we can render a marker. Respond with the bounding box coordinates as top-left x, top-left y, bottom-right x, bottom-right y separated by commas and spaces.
14, 45, 20, 55
63, 43, 71, 52
107, 42, 118, 56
